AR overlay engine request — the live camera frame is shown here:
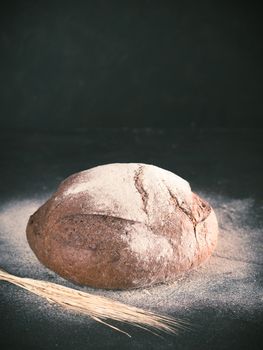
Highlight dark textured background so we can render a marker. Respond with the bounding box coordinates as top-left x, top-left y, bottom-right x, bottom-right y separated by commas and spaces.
0, 1, 263, 349
1, 0, 263, 130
